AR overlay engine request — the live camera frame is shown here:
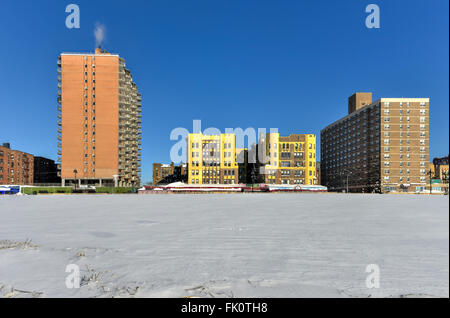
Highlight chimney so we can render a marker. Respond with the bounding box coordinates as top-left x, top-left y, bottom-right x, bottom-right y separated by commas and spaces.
95, 47, 102, 55
348, 92, 373, 114
2, 142, 11, 149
